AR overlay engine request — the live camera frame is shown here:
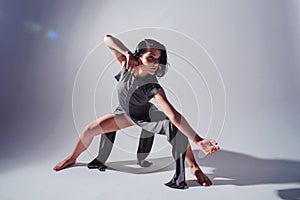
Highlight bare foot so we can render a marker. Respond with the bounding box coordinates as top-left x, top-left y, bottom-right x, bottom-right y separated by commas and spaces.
193, 169, 212, 187
53, 157, 76, 171
197, 139, 220, 155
